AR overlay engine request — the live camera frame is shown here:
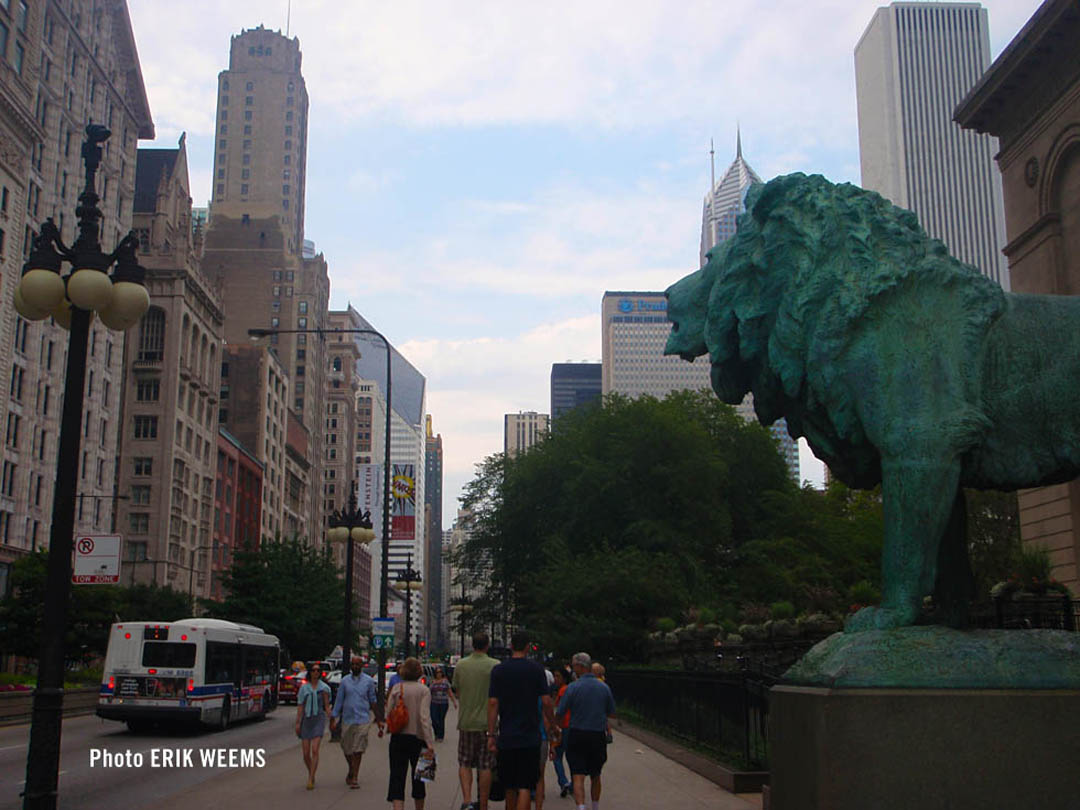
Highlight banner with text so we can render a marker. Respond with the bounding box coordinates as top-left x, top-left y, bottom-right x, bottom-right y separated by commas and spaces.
357, 463, 383, 537
391, 464, 416, 540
